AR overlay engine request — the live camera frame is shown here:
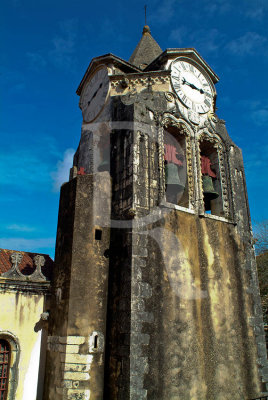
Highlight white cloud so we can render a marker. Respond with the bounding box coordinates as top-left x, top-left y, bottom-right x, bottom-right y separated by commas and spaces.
203, 0, 231, 15
170, 27, 188, 45
6, 224, 36, 232
0, 151, 51, 188
243, 143, 268, 186
0, 237, 55, 252
246, 0, 268, 20
251, 109, 268, 126
49, 19, 78, 70
238, 99, 268, 127
51, 148, 75, 192
25, 19, 78, 72
226, 32, 267, 56
170, 27, 225, 55
0, 136, 68, 192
